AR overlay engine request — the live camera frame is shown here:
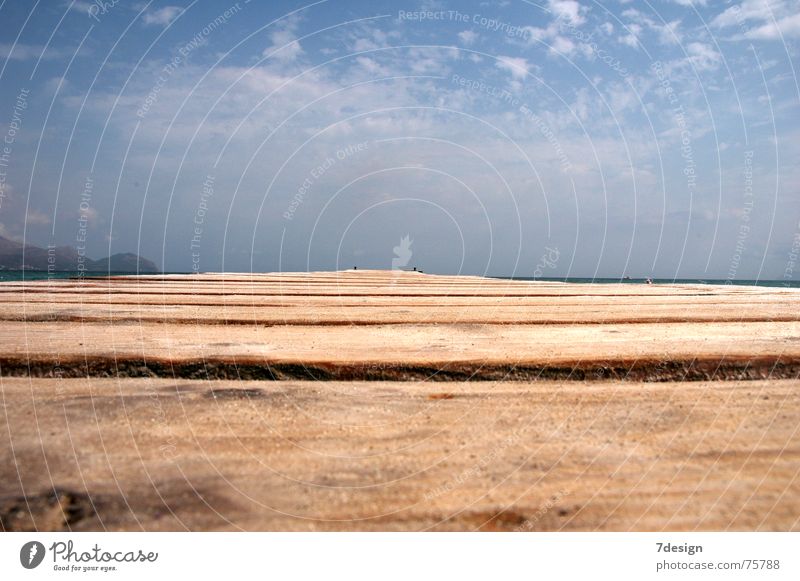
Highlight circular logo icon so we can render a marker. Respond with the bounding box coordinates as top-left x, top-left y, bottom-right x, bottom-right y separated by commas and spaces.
20, 541, 46, 569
